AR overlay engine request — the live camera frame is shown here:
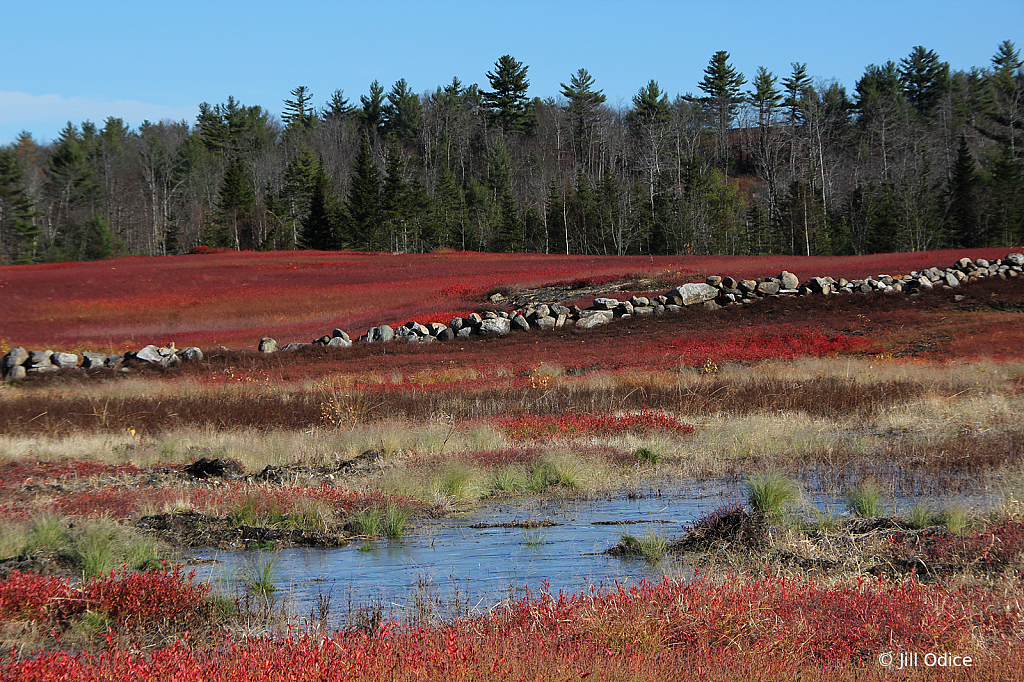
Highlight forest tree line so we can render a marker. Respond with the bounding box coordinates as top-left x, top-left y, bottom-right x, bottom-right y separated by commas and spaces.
0, 42, 1022, 264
